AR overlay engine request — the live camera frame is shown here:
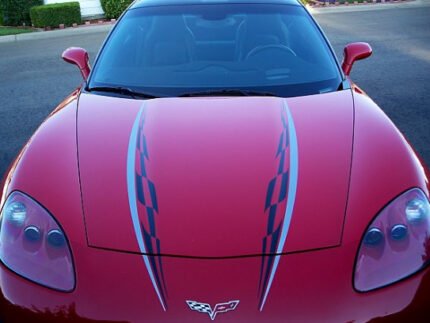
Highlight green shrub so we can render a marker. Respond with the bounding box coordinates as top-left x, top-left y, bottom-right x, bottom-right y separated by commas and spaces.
100, 0, 133, 19
0, 0, 42, 26
30, 2, 81, 28
0, 7, 3, 26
